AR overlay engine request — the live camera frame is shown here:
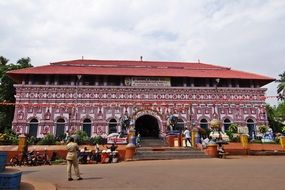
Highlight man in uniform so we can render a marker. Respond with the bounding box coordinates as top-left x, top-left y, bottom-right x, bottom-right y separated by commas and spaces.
66, 137, 82, 181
